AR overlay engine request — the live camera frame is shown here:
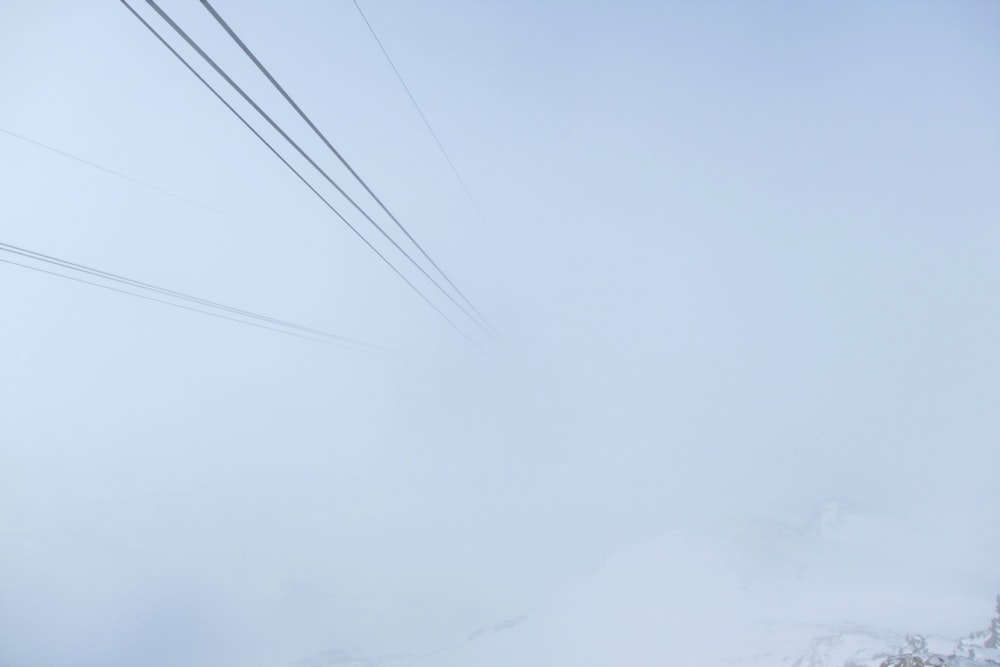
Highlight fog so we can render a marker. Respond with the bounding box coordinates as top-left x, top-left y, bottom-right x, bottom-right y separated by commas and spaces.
1, 1, 998, 665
